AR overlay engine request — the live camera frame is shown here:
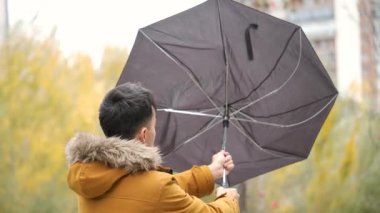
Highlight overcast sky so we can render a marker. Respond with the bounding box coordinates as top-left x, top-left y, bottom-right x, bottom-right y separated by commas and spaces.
8, 0, 206, 65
